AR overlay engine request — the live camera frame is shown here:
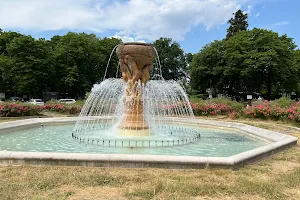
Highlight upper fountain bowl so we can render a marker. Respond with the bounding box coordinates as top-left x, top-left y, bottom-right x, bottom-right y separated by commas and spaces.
116, 42, 157, 66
